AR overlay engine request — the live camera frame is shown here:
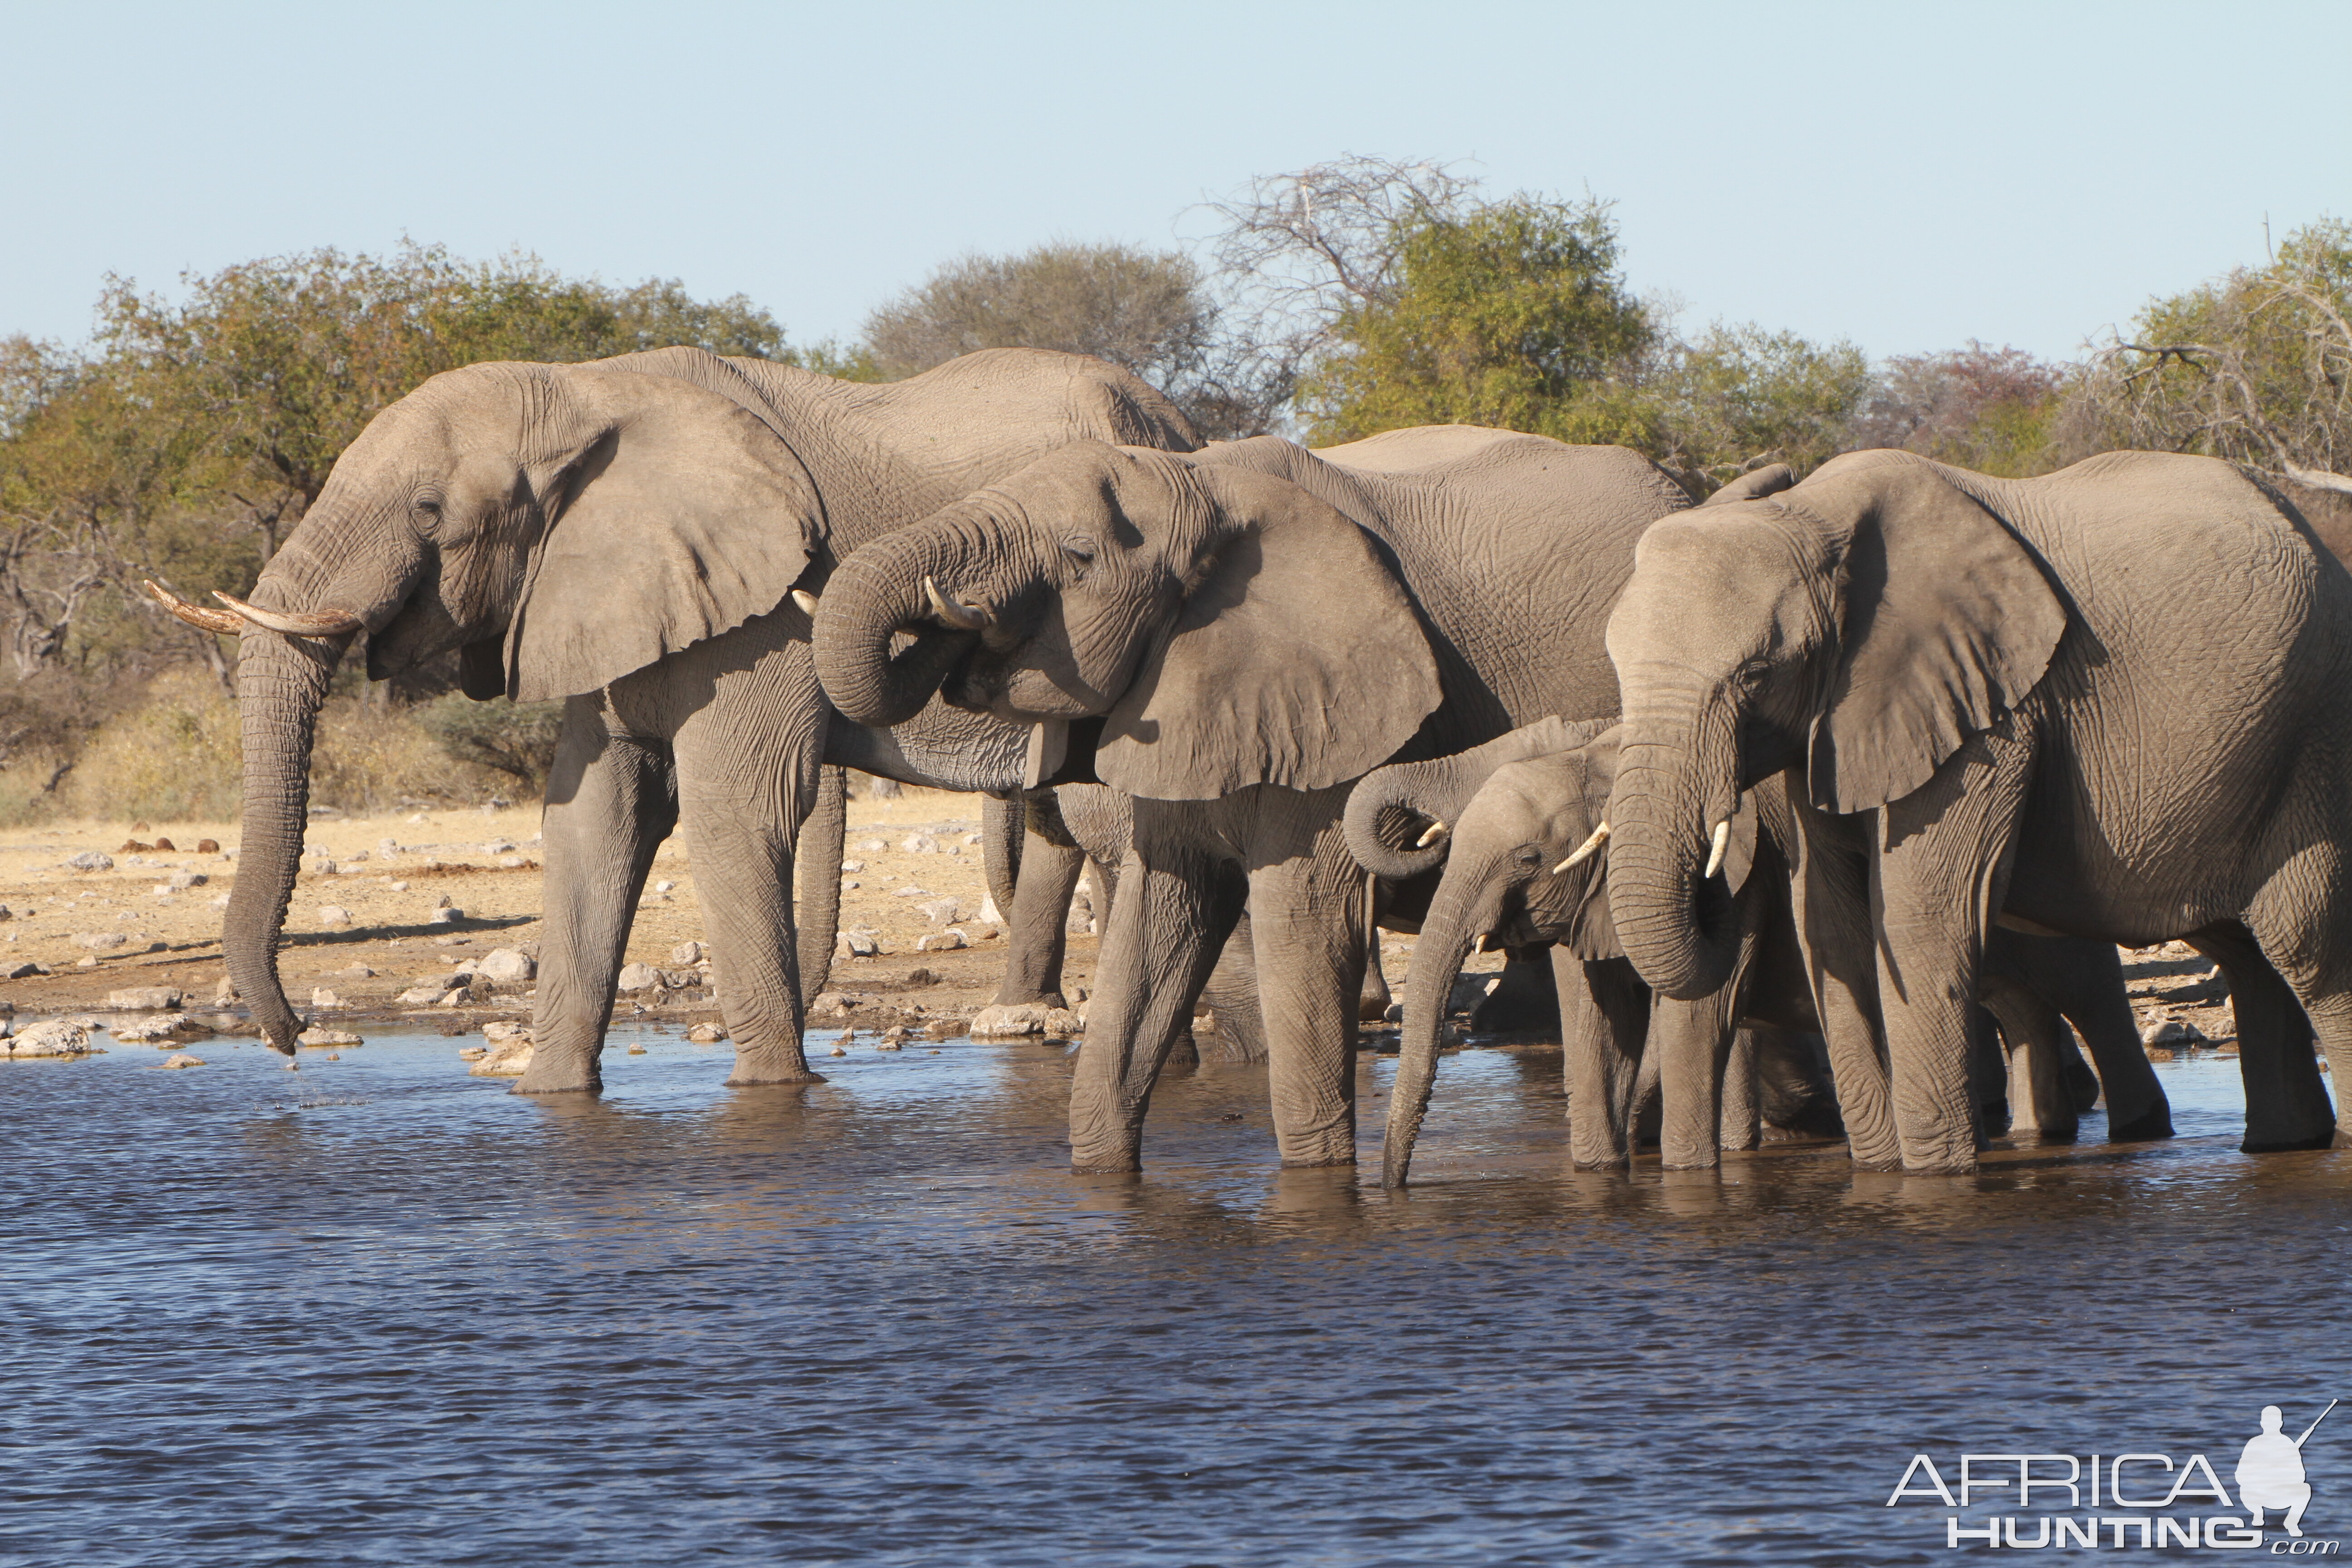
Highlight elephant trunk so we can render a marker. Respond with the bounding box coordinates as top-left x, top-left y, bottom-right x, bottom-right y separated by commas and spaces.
1345, 716, 1586, 881
221, 522, 420, 1055
1605, 715, 1742, 1002
812, 518, 999, 727
1383, 852, 1509, 1188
